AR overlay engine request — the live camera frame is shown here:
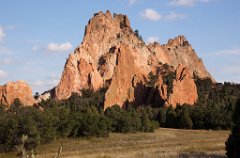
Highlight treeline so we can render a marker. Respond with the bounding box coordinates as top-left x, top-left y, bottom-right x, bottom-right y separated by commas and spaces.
0, 79, 240, 153
0, 89, 158, 152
